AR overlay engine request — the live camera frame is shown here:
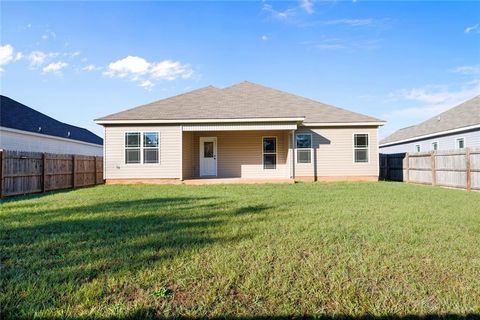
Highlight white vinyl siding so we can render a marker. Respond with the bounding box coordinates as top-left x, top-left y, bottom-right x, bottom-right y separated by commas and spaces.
380, 129, 480, 154
0, 127, 103, 156
104, 125, 181, 179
